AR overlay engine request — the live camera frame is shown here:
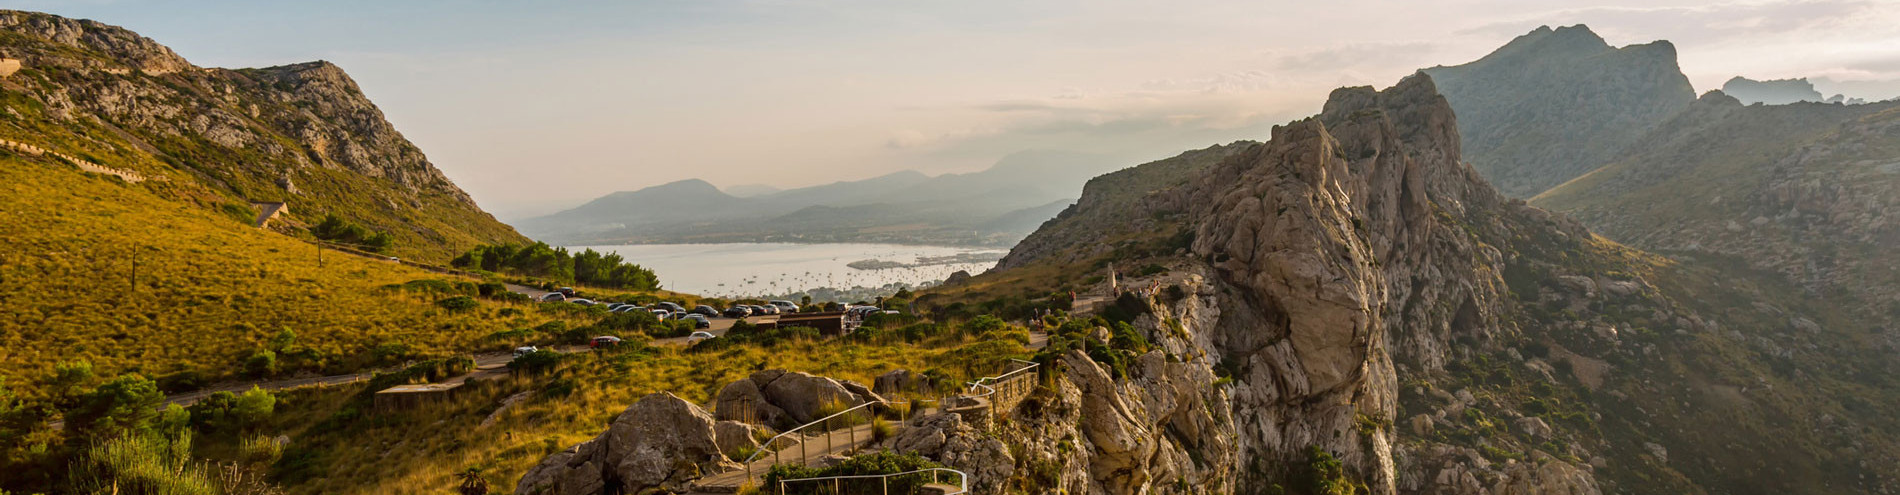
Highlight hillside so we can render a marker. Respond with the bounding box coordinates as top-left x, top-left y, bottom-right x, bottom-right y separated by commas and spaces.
517, 150, 1125, 247
1423, 24, 1695, 198
0, 10, 525, 263
0, 154, 599, 396
1535, 90, 1900, 329
937, 73, 1900, 494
